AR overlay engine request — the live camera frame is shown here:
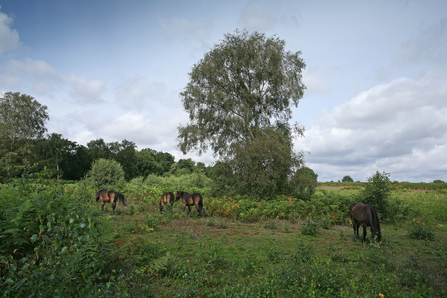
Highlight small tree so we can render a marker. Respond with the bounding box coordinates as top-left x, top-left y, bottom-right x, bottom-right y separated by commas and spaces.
88, 158, 125, 190
363, 171, 391, 219
342, 175, 354, 182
